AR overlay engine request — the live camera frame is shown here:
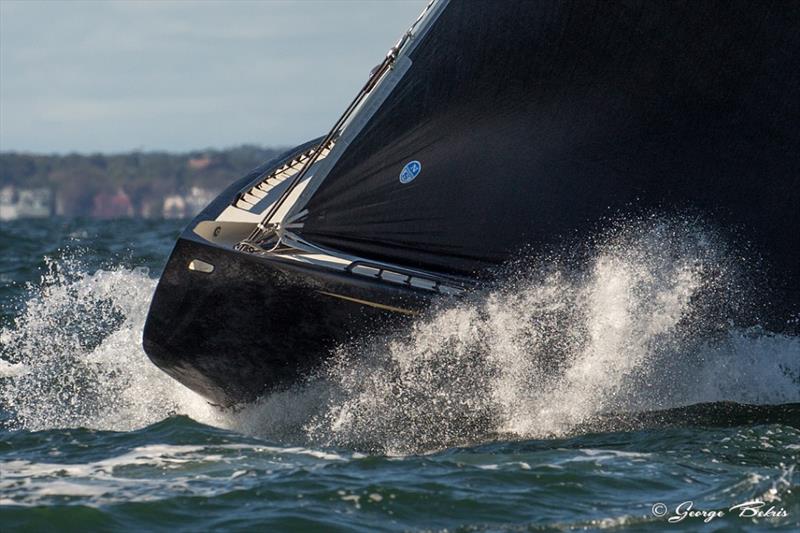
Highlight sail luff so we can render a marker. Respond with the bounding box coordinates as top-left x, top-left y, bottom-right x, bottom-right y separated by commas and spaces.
284, 0, 449, 225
